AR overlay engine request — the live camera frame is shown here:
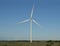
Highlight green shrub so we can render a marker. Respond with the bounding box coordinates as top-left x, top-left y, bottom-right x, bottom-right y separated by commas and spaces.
46, 44, 52, 46
4, 45, 7, 46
